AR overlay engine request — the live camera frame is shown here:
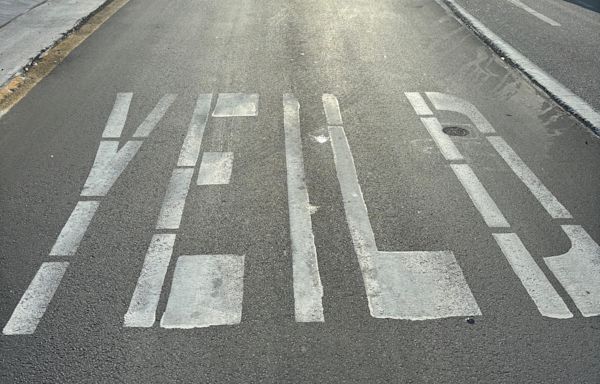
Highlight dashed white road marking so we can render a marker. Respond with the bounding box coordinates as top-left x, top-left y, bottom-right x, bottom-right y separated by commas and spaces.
426, 92, 496, 134
124, 234, 176, 327
322, 94, 343, 125
283, 94, 325, 323
405, 92, 433, 116
329, 125, 481, 319
102, 93, 133, 138
421, 117, 464, 161
545, 225, 600, 317
197, 152, 234, 185
493, 233, 573, 318
80, 140, 143, 197
49, 201, 100, 256
487, 136, 572, 219
2, 262, 69, 335
156, 168, 194, 230
160, 255, 245, 328
451, 164, 510, 228
505, 0, 561, 26
212, 93, 259, 117
177, 94, 213, 167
